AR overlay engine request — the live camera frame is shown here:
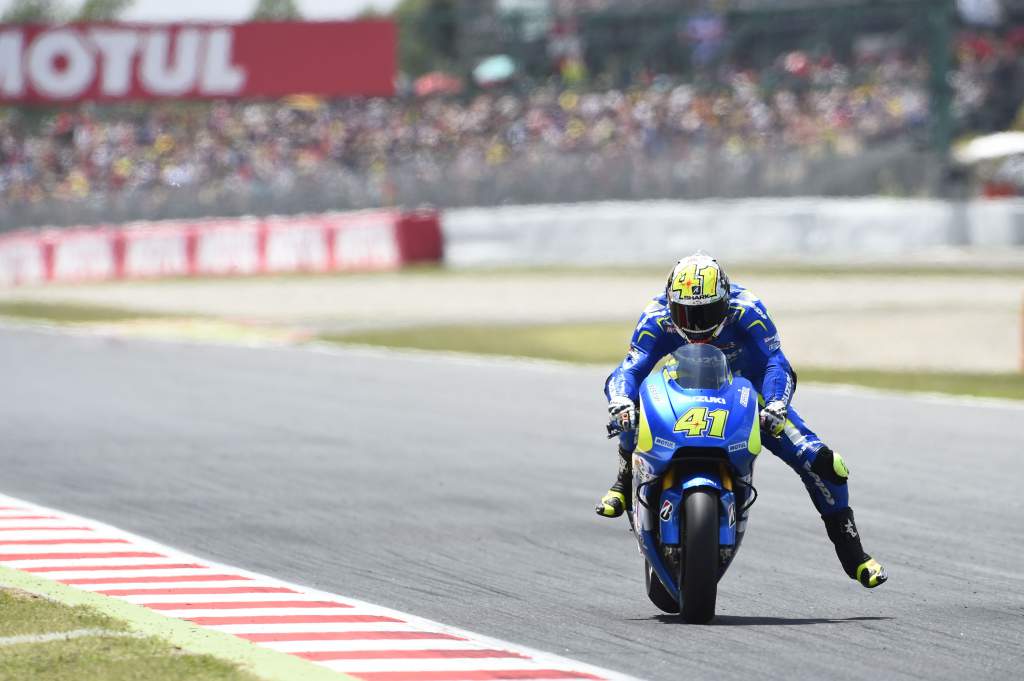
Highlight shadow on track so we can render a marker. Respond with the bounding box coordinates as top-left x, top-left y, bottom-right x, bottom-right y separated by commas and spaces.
634, 615, 894, 626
